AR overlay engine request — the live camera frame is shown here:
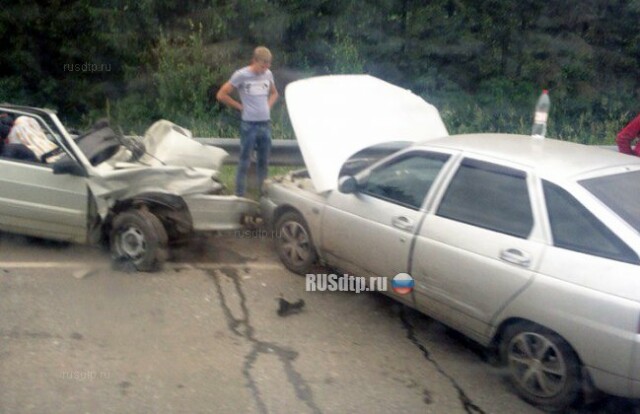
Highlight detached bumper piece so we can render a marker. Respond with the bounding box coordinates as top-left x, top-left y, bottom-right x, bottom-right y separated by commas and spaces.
184, 195, 259, 232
